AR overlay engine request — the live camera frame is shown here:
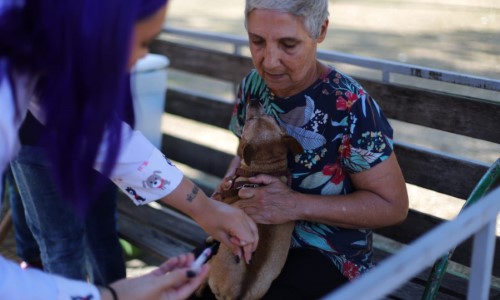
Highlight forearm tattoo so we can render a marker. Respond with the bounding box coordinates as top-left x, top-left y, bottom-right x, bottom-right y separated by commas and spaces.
186, 186, 199, 202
